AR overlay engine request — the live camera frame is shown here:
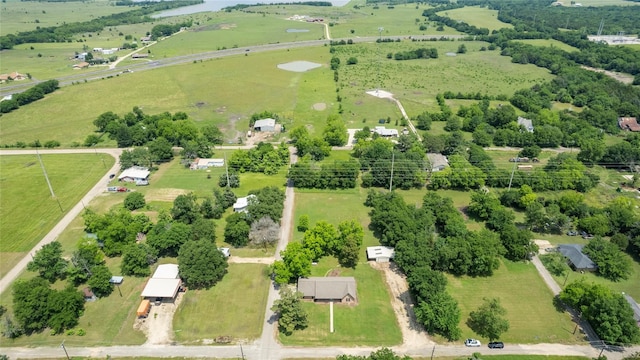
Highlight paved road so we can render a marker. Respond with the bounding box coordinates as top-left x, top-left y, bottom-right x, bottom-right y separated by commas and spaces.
0, 148, 122, 295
